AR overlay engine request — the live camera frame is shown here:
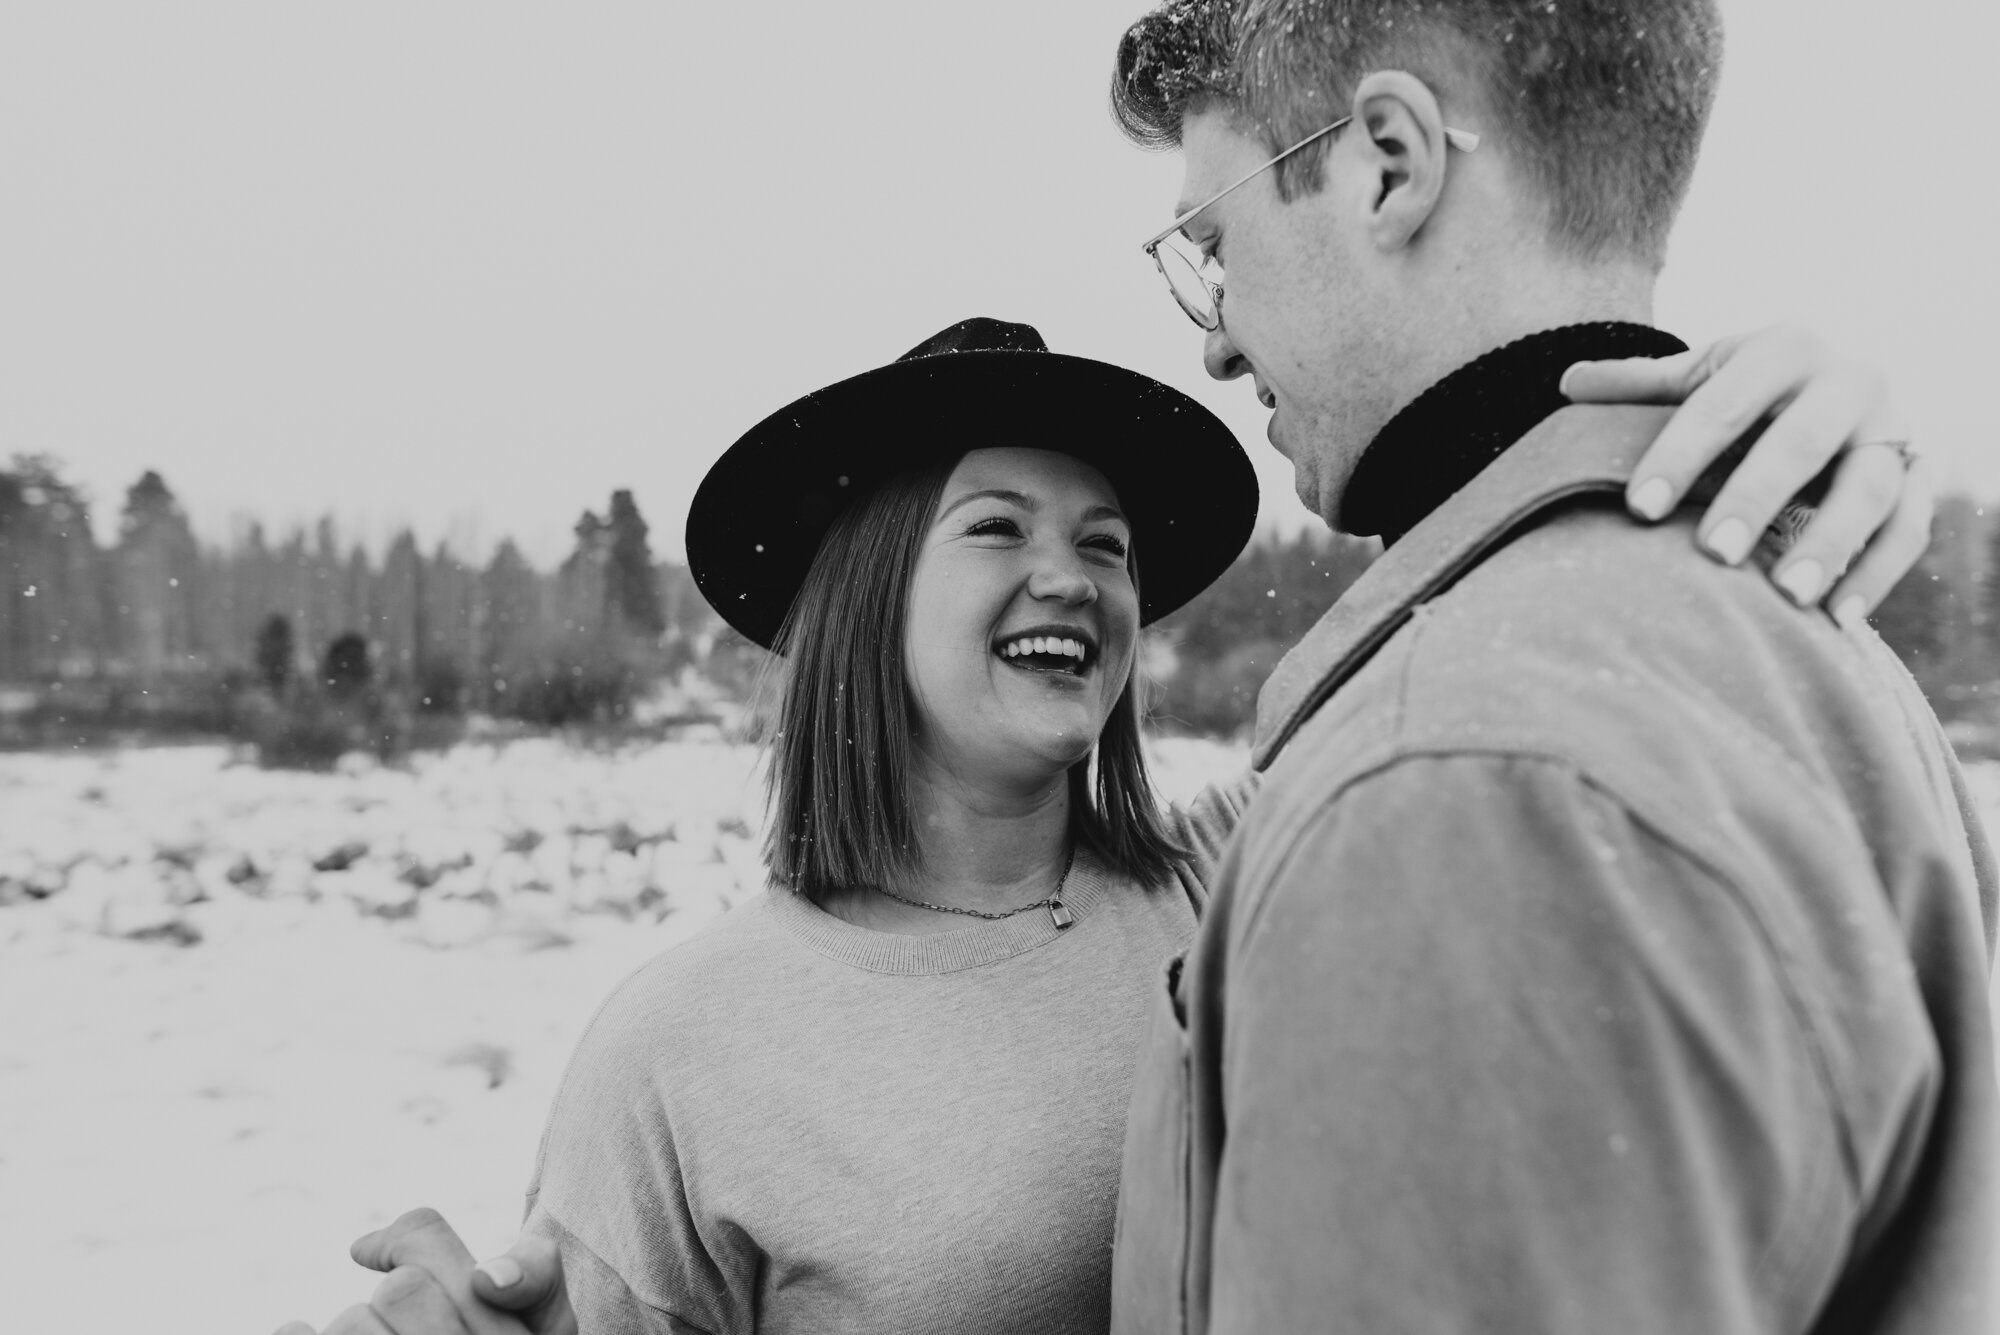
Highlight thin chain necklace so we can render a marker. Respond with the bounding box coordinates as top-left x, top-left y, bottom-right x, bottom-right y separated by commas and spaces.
872, 846, 1077, 930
